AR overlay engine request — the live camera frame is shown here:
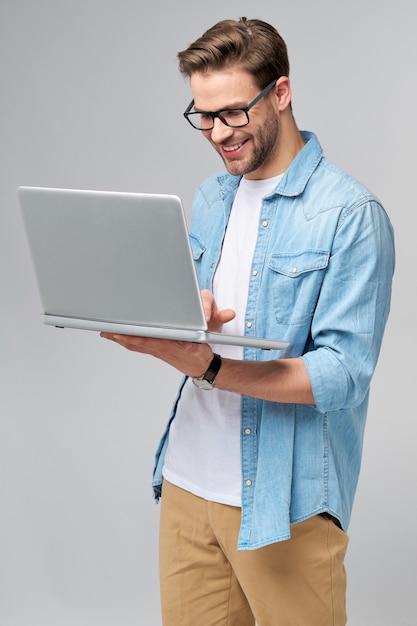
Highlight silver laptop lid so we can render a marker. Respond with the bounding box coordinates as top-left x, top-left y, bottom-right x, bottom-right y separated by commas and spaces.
18, 186, 208, 331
